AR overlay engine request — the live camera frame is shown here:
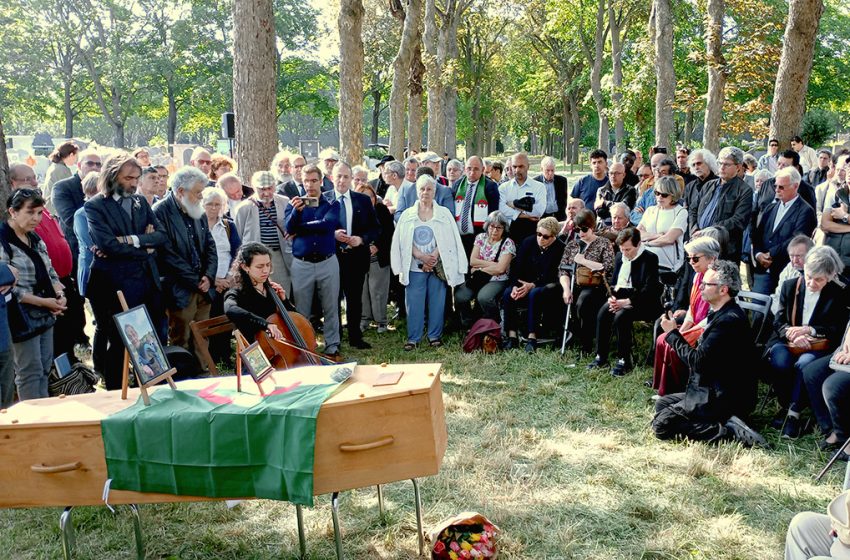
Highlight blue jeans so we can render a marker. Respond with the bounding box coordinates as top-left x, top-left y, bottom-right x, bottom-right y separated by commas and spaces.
12, 328, 54, 400
751, 272, 776, 296
405, 271, 446, 343
767, 343, 827, 413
